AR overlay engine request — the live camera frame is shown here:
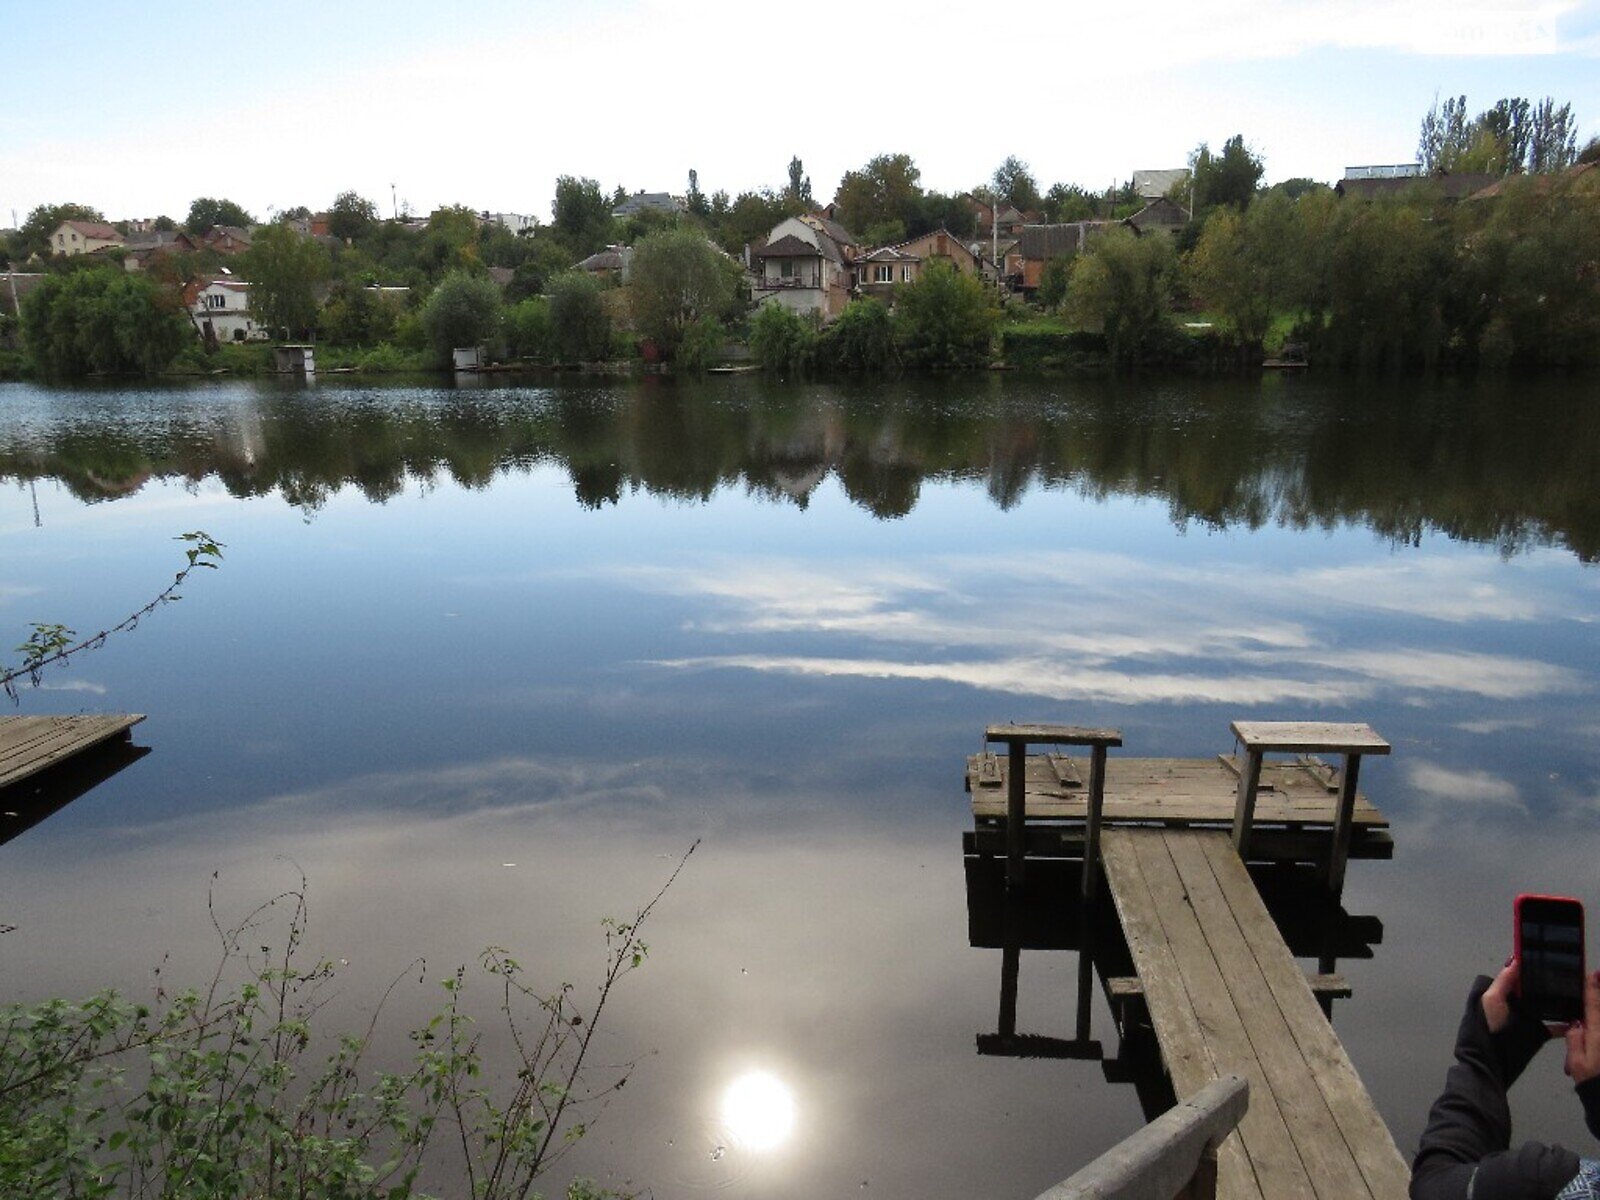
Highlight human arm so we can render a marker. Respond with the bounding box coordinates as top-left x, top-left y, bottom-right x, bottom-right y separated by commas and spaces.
1411, 967, 1578, 1200
1564, 971, 1600, 1141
